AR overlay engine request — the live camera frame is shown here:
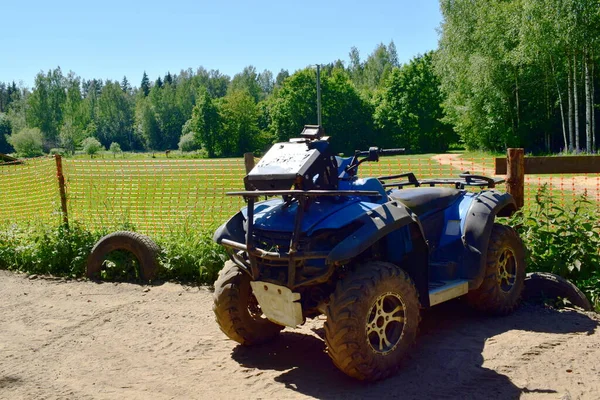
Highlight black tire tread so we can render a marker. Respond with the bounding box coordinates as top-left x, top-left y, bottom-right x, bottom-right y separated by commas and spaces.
86, 231, 160, 281
523, 272, 593, 311
212, 261, 283, 345
466, 224, 526, 315
324, 261, 420, 381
